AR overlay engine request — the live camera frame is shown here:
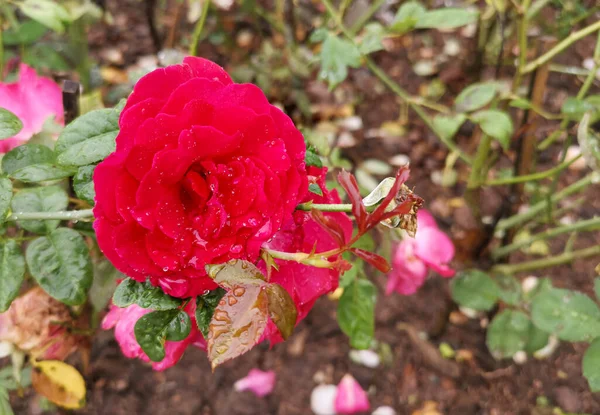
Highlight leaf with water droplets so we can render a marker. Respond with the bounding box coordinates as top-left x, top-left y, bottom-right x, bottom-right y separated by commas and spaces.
208, 284, 268, 370
265, 284, 297, 340
531, 287, 600, 342
205, 260, 266, 290
10, 186, 68, 234
113, 277, 181, 310
195, 288, 226, 338
2, 144, 76, 183
134, 309, 191, 362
